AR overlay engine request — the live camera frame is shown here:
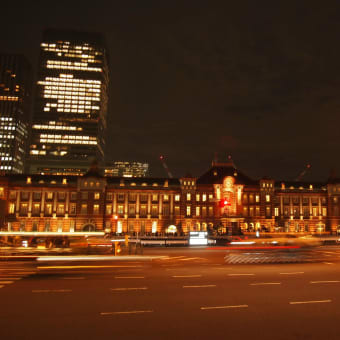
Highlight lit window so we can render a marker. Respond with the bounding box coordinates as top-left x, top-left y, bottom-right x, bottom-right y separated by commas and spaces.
186, 205, 191, 216
9, 203, 15, 214
186, 193, 191, 201
57, 204, 65, 214
175, 194, 180, 202
94, 192, 100, 200
202, 194, 207, 202
93, 204, 99, 214
70, 203, 76, 214
196, 206, 200, 216
196, 194, 200, 202
45, 204, 52, 215
81, 204, 87, 214
265, 195, 270, 202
